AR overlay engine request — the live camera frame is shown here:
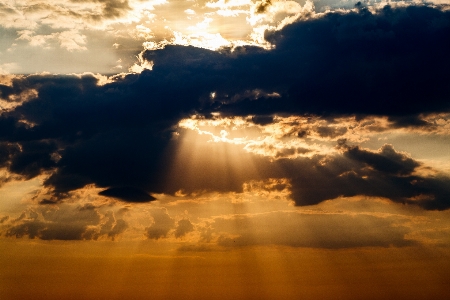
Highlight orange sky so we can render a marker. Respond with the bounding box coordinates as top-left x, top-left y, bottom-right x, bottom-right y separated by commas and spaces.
2, 240, 450, 300
2, 1, 450, 299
